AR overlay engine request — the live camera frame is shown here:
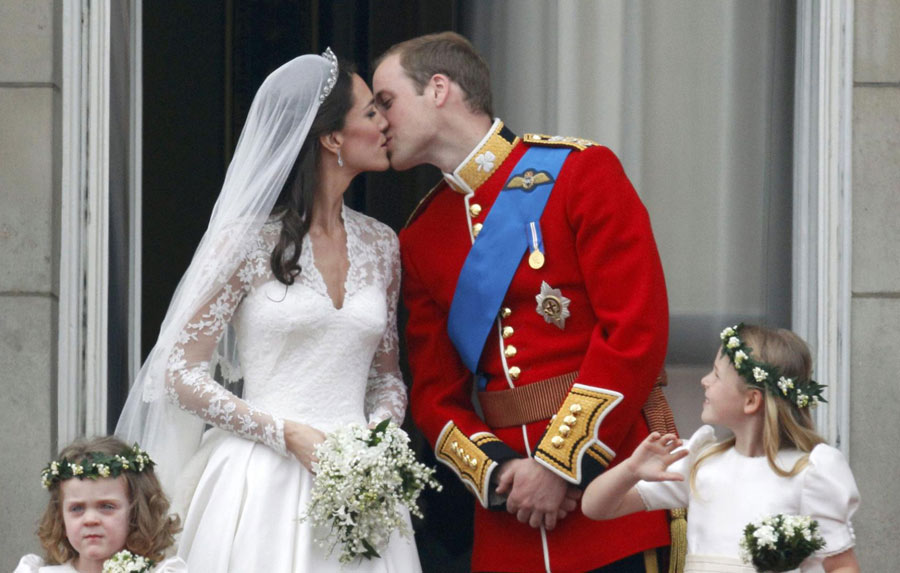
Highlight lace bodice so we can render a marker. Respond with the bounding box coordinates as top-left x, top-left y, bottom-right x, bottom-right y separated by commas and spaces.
164, 205, 406, 457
